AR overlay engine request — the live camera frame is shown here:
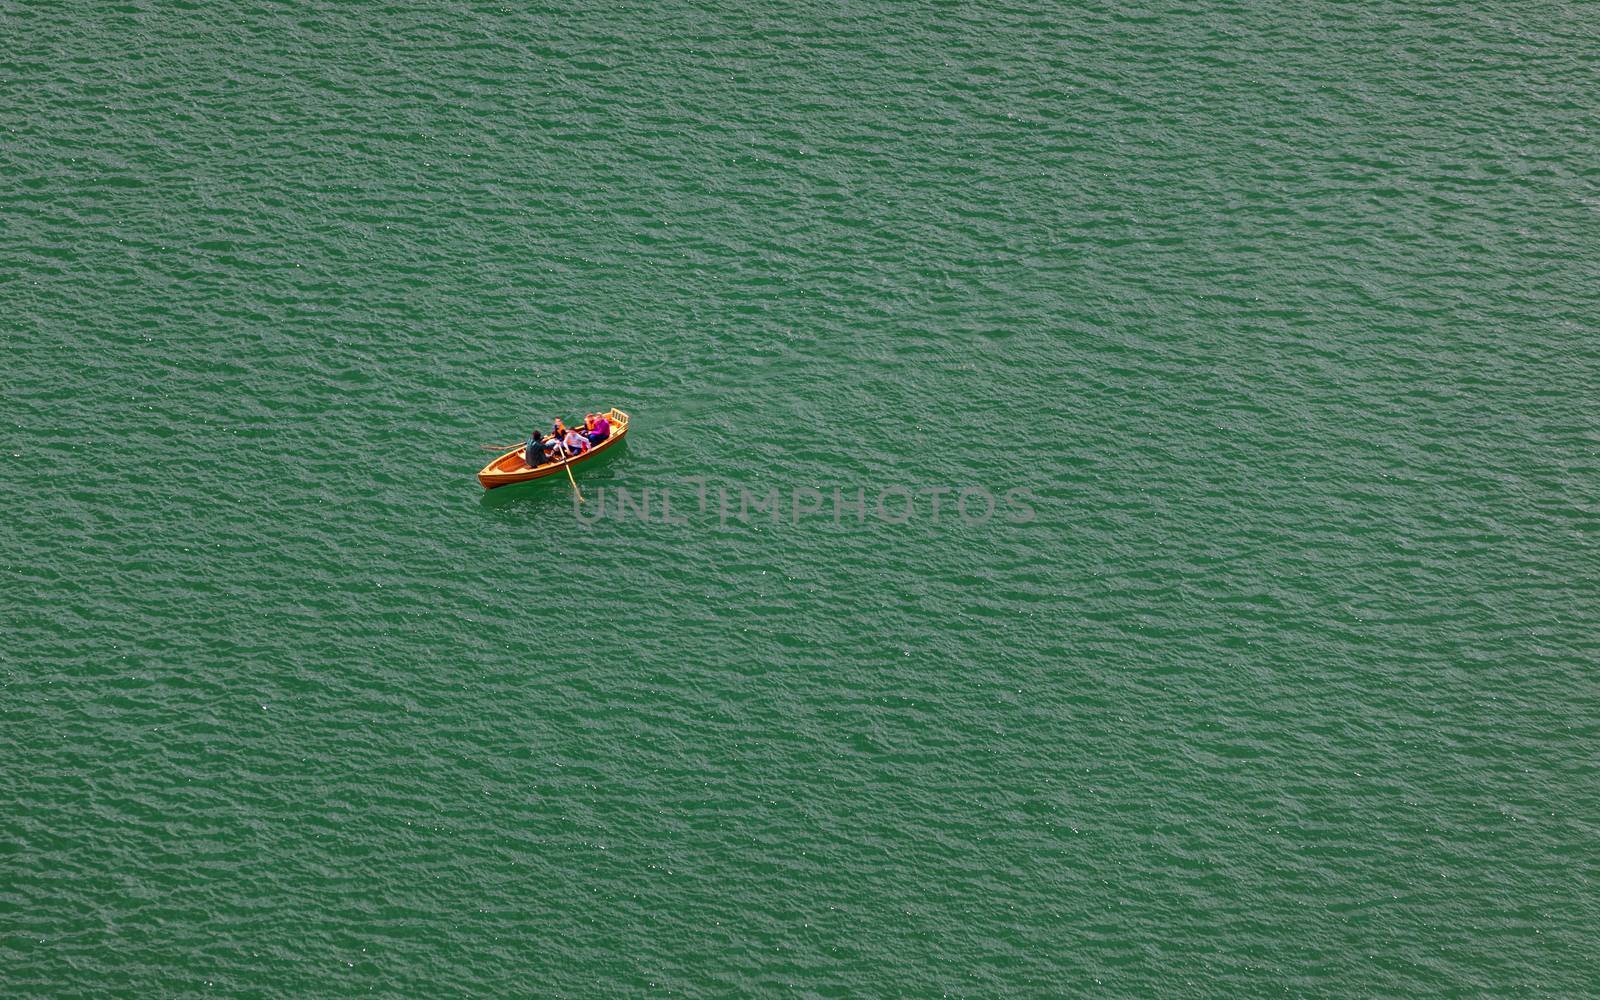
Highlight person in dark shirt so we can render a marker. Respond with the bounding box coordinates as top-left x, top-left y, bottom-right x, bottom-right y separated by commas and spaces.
525, 432, 547, 468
